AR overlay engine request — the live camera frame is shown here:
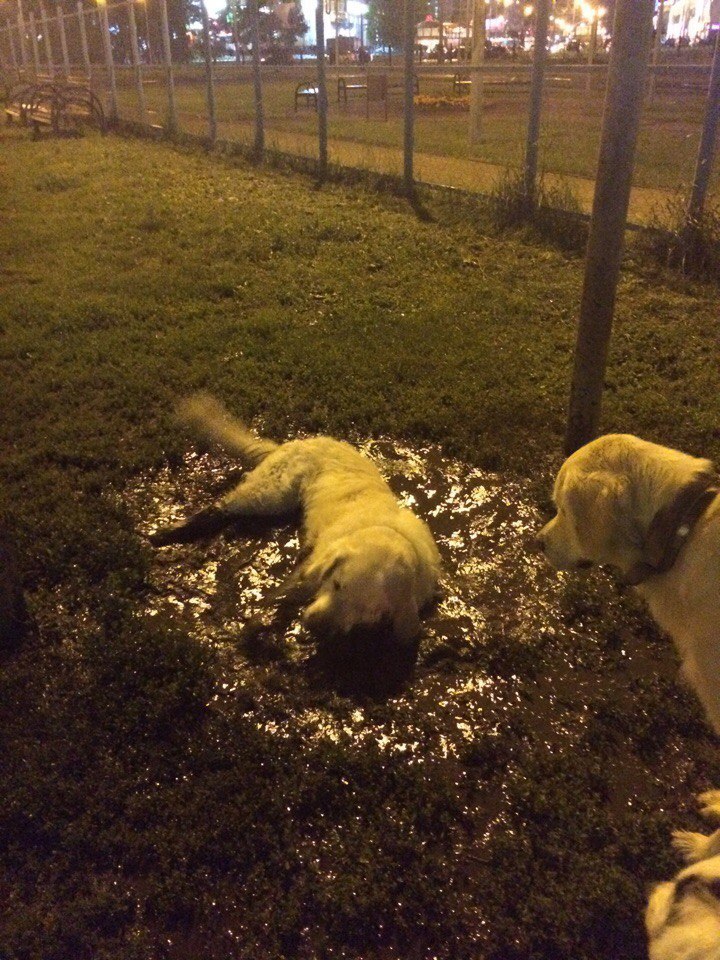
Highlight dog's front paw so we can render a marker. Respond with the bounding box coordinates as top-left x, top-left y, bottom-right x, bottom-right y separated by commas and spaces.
698, 790, 720, 820
672, 829, 711, 863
